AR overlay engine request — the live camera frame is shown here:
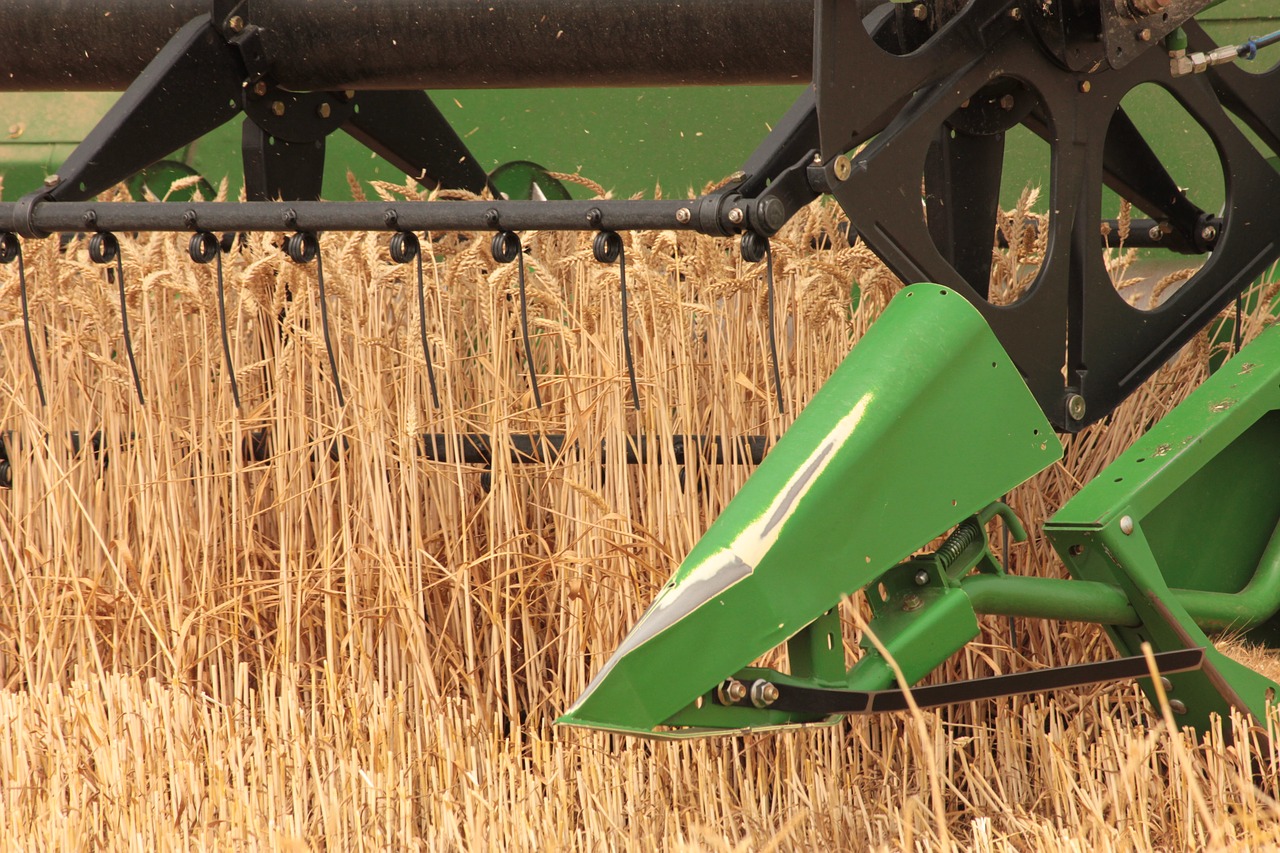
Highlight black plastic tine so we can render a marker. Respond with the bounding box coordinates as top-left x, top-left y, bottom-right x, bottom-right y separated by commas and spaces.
189, 231, 241, 409
763, 242, 784, 414
89, 232, 145, 407
285, 231, 345, 408
741, 232, 785, 414
1, 233, 46, 407
390, 231, 440, 409
593, 230, 640, 410
1235, 293, 1243, 355
490, 230, 542, 410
